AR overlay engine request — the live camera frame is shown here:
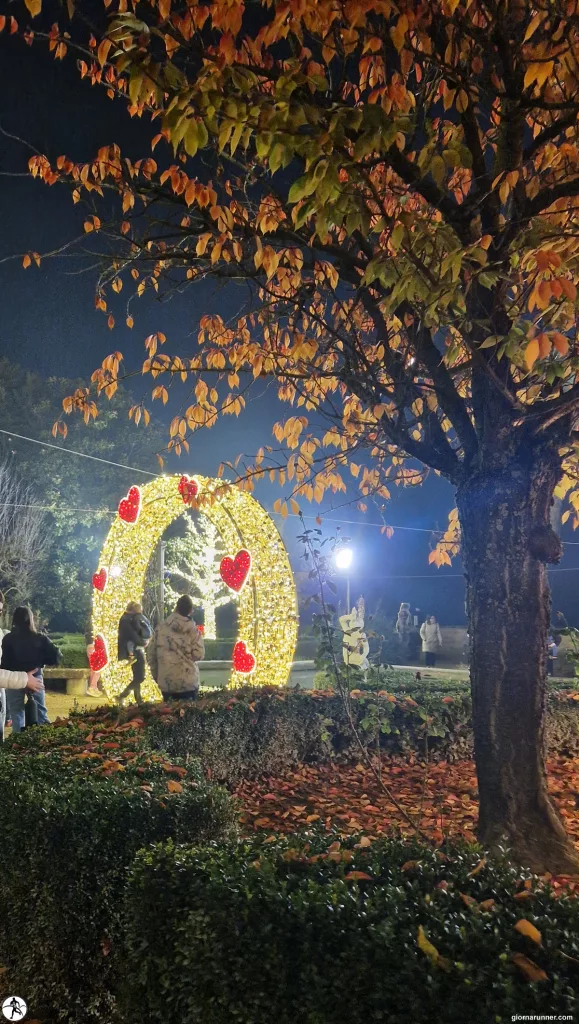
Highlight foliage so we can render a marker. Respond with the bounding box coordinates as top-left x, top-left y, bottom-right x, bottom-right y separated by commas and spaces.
134, 687, 579, 782
123, 834, 579, 1024
50, 631, 89, 668
0, 460, 49, 603
0, 359, 166, 629
0, 710, 237, 1024
12, 2, 579, 525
